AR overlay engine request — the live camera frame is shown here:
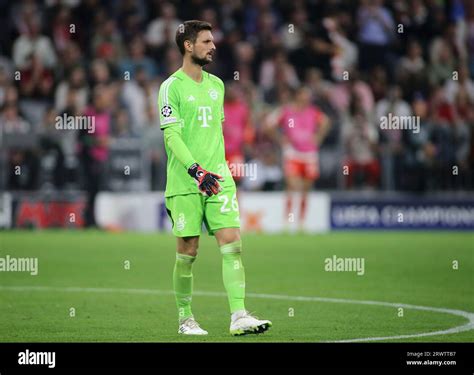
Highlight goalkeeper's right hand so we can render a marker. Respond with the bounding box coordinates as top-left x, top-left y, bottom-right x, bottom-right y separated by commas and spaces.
187, 163, 224, 197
